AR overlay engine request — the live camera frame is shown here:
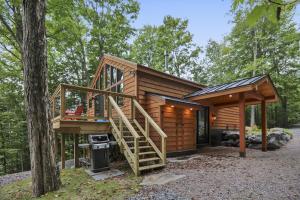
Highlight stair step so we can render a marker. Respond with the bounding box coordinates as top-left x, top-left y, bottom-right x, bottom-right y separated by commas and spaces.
130, 146, 152, 150
139, 163, 165, 171
139, 151, 156, 156
126, 141, 147, 144
139, 157, 160, 163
